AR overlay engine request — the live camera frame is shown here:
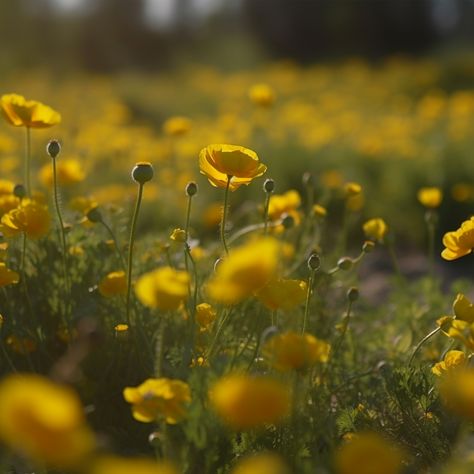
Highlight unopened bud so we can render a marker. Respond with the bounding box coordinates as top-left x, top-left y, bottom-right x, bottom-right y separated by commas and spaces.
13, 184, 26, 199
347, 287, 359, 302
86, 206, 102, 223
337, 257, 353, 271
131, 162, 154, 184
281, 213, 295, 229
362, 240, 375, 253
186, 181, 198, 197
263, 178, 275, 194
46, 139, 61, 159
307, 253, 321, 271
